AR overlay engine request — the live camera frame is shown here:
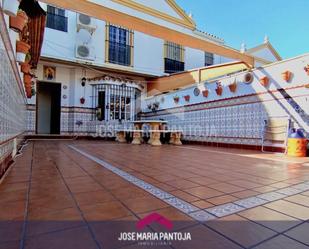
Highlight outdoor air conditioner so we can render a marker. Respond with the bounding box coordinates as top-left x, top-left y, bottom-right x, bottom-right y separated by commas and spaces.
77, 13, 97, 34
75, 44, 95, 61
